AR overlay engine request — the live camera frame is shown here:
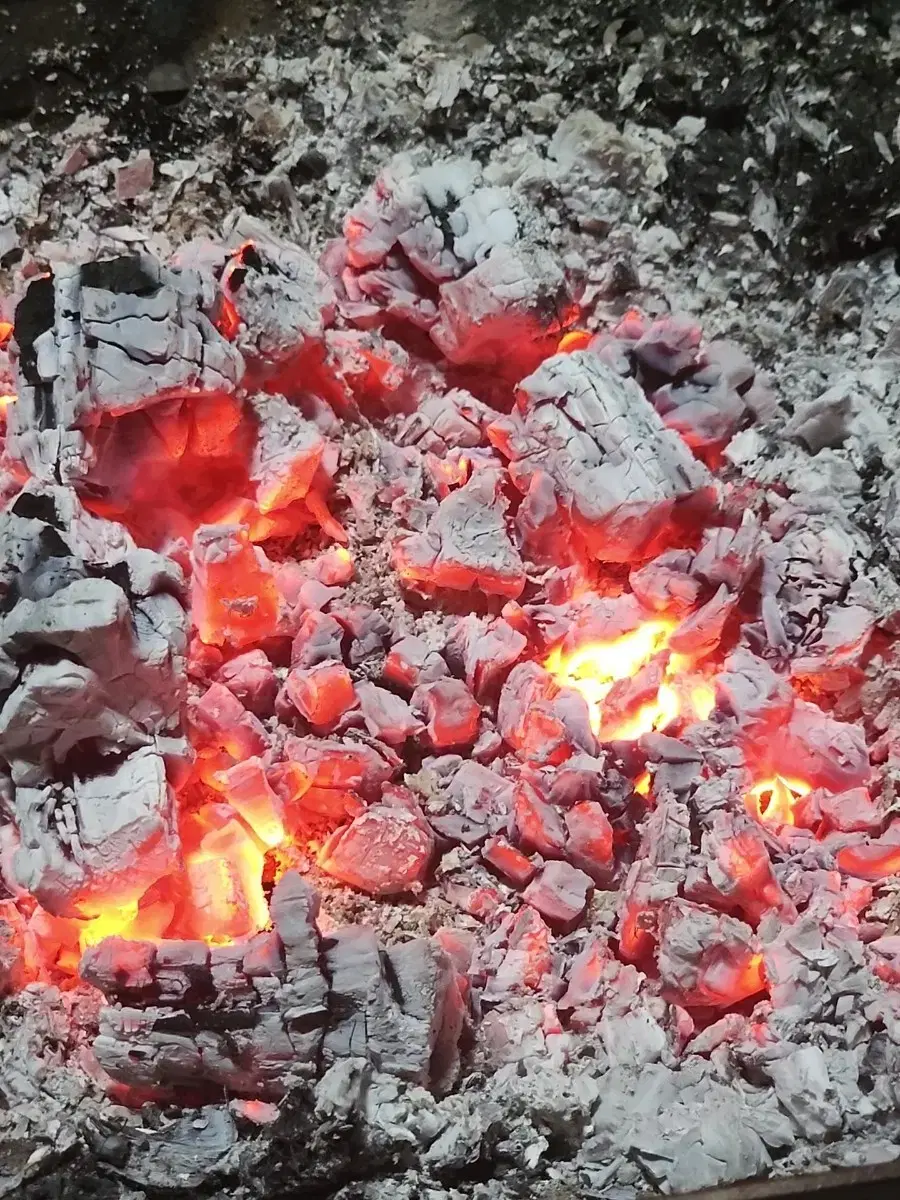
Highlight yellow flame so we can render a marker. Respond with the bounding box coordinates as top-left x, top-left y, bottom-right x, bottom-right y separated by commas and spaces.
545, 619, 714, 741
746, 775, 811, 828
79, 900, 140, 952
